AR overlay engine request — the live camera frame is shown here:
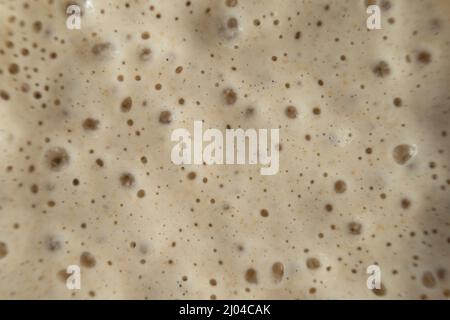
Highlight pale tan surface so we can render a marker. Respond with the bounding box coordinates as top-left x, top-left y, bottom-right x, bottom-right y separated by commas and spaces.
0, 0, 449, 299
